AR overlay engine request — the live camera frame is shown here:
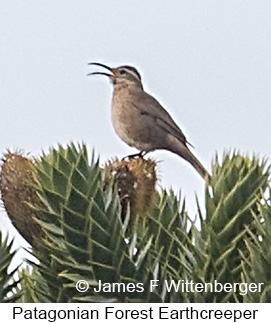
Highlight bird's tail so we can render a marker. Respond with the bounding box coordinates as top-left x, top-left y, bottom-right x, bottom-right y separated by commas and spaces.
185, 149, 209, 180
167, 136, 210, 180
